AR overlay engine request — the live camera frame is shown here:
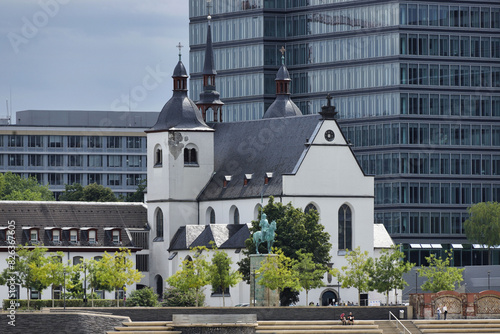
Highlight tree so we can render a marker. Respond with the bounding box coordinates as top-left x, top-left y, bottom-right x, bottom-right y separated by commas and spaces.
29, 252, 67, 307
417, 251, 464, 293
82, 183, 118, 202
163, 286, 206, 307
123, 179, 147, 202
58, 183, 84, 201
256, 248, 301, 306
95, 248, 143, 306
0, 246, 50, 309
338, 247, 373, 305
239, 197, 331, 305
369, 245, 414, 305
293, 251, 327, 306
464, 202, 500, 265
167, 246, 211, 307
0, 172, 54, 201
209, 249, 242, 307
127, 287, 159, 307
